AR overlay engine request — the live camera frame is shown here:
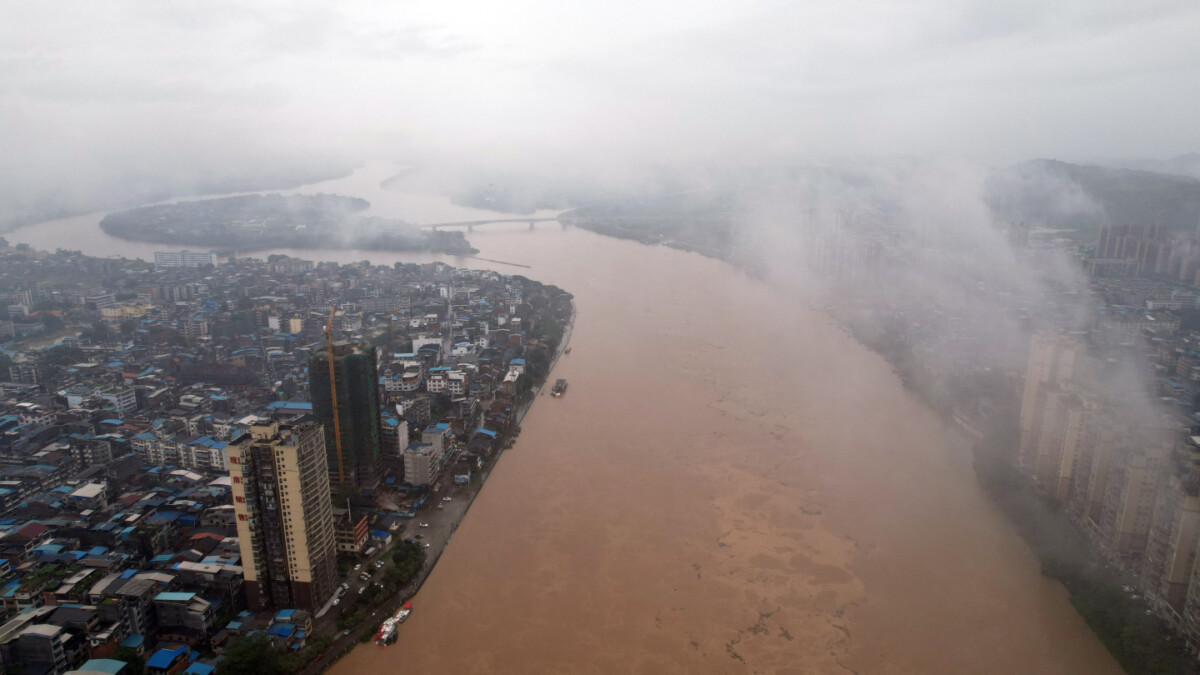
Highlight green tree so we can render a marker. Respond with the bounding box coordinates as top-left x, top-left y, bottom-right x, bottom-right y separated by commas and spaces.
214, 633, 292, 675
114, 646, 145, 675
81, 322, 112, 344
38, 313, 64, 332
